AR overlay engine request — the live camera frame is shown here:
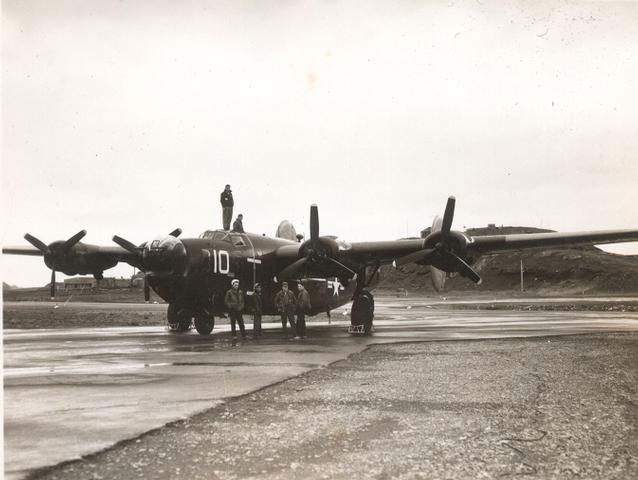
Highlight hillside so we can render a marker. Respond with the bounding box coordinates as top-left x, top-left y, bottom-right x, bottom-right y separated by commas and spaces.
378, 226, 638, 295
